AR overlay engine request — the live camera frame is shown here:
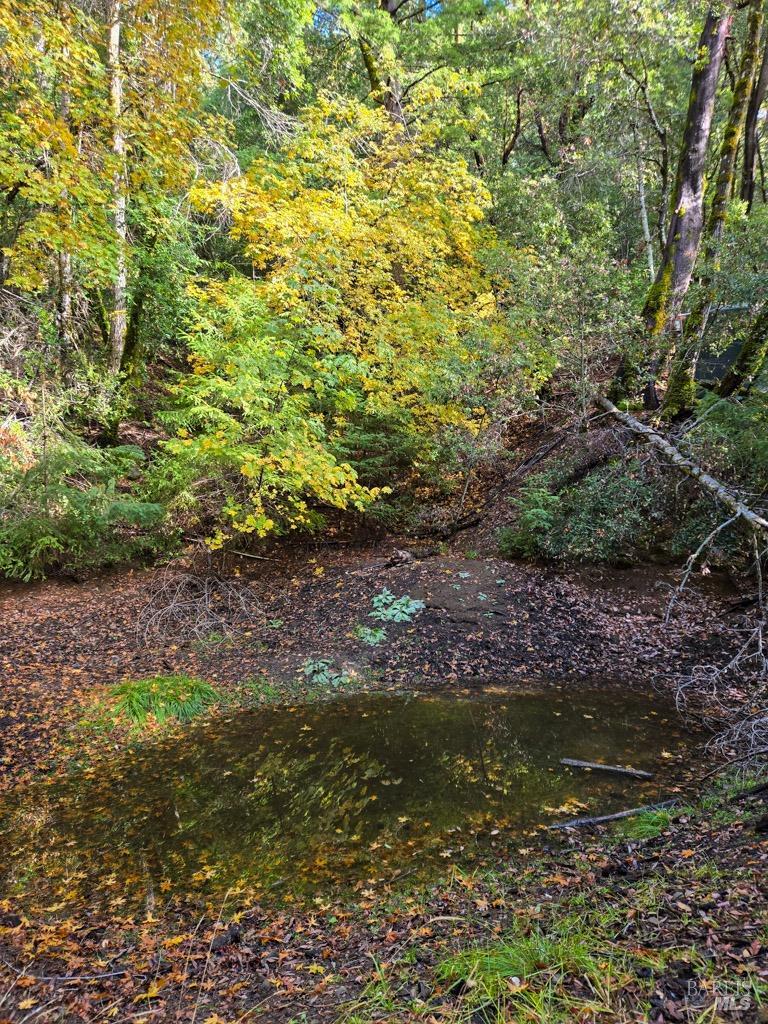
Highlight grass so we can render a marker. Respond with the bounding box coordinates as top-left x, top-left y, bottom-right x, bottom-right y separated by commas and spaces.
96, 674, 223, 731
616, 807, 674, 840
